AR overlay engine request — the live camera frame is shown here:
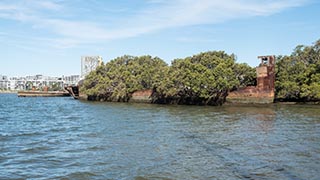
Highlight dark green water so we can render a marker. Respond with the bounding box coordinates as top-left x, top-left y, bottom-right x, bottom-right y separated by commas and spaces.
0, 93, 319, 180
